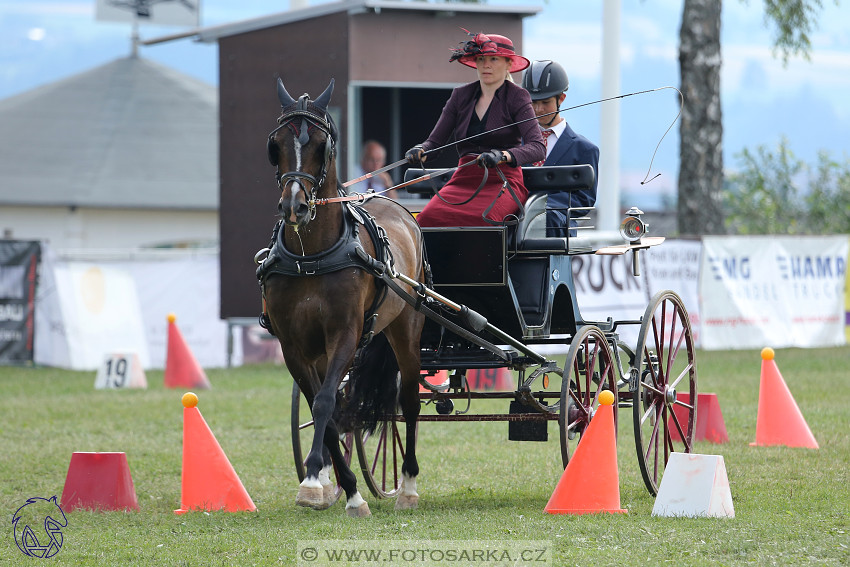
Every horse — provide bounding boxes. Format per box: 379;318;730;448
257;78;427;517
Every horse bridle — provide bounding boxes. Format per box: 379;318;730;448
268;94;338;220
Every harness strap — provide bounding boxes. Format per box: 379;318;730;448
255;205;392;349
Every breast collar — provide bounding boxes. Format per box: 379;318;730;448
256;203;385;280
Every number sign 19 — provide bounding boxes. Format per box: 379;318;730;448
94;353;148;390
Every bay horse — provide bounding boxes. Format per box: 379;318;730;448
257;78;426;517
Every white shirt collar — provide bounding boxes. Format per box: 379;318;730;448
540;119;567;158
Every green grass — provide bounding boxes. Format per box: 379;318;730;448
1;347;849;566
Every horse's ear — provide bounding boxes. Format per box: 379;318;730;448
267;134;279;166
277;78;297;108
313;78;335;111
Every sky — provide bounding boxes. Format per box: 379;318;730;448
2;0;849;207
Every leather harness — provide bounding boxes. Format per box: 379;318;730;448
255;202;392;348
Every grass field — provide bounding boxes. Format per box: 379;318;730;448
1;346;848;566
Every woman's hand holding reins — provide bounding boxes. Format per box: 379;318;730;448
477;149;505;168
405;145;426;165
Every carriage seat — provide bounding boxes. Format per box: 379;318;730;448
404;165;595;254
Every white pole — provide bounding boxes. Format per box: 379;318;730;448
598;0;621;233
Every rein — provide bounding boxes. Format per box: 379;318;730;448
338;85;684;198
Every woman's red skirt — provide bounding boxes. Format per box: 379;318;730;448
415;155;528;227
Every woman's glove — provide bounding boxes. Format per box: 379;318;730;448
477;150;505;168
405;145;426;165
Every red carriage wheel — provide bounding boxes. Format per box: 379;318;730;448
632;290;697;496
355;416;412;499
559;325;618;467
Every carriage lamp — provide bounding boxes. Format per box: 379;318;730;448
619;207;647;243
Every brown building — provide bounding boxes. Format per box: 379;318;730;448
194;0;540;319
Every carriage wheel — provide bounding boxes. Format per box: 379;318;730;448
291;382;354;501
355;416;412;499
559;325;618;467
632;290;697;496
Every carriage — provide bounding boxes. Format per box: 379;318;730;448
261;78;696;516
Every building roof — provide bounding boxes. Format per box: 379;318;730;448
143;0;541;44
0;56;218;210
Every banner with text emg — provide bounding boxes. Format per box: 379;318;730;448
0;241;41;364
700;235;847;350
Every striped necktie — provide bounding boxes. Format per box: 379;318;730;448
532;129;553;167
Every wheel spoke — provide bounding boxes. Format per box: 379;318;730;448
568;388;590;418
668;362;693;390
370;426;386;476
640;397;658;426
382;425;388;493
585;338;598;404
572;356;584;402
643;345;661;389
642;382;665;397
665;302;677;375
668;404;691;452
646;403;660;463
298;419;315;430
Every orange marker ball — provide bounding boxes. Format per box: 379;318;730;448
182;392;198;408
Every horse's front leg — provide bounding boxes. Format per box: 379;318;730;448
297;357;370;517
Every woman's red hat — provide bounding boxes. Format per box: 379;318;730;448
450;30;530;73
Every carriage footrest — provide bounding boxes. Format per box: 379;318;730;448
508;400;548;442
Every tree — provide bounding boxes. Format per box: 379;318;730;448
677;0;834;236
724;138;850;234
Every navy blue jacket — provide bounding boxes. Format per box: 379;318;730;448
530;122;599;237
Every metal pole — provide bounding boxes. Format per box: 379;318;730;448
131;19;139;58
599;0;622;232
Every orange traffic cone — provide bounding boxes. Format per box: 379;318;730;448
164;313;210;389
174;393;256;514
60;452;139;512
545;390;627;514
750;348;818;449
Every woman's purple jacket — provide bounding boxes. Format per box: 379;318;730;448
420;80;545;166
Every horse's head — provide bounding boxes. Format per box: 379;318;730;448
267;78;338;228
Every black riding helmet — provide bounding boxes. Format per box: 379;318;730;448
521;60;569;100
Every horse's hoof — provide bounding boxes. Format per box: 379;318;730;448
395;494;419;511
296;486;325;509
346;502;371;518
314;484;337;510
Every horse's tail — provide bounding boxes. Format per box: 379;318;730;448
340;332;399;434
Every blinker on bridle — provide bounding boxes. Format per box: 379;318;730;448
268;79;338;219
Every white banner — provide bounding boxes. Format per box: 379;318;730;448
700;235;848;350
53;263;151;370
572;239;702;349
35;247;229;370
